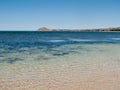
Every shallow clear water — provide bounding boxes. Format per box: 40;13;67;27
0;31;120;79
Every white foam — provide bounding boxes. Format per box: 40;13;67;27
49;40;66;43
111;38;120;40
70;39;95;42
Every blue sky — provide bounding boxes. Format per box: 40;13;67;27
0;0;120;30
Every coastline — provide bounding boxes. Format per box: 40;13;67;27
38;27;120;32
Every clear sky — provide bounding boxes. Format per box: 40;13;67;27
0;0;120;30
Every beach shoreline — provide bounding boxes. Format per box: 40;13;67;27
0;32;120;90
0;51;120;90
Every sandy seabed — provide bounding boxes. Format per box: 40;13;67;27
0;44;120;90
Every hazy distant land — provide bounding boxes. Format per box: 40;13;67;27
38;27;120;32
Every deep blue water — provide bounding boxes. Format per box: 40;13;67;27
0;31;120;48
0;31;120;64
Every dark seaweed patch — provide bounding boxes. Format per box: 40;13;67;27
37;57;49;61
0;58;23;64
52;52;69;56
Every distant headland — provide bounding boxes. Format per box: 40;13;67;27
37;27;120;32
38;27;49;31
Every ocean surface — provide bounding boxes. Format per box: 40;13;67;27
0;31;120;89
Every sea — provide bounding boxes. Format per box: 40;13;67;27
0;31;120;89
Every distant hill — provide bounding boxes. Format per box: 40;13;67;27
38;27;49;31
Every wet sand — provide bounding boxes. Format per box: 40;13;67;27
0;57;120;90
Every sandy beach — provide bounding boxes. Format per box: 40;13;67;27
0;49;120;90
0;63;120;90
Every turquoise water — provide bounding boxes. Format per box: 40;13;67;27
0;31;120;80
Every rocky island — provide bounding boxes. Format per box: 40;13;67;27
38;27;50;31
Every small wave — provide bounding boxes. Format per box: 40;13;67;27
49;40;66;43
48;39;96;43
111;38;120;40
70;39;96;42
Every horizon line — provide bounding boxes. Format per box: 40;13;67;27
0;26;120;31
